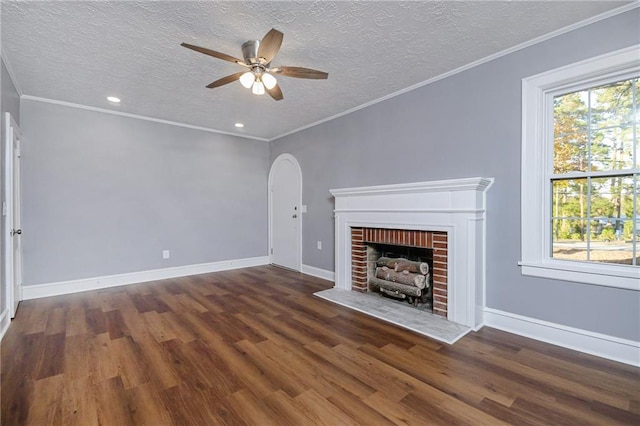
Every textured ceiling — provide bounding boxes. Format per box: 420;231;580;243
1;1;632;141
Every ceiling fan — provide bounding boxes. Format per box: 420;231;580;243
181;28;328;101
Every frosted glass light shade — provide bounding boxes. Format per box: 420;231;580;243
262;73;277;90
239;72;255;89
252;81;265;95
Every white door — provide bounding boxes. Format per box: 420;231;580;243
269;154;301;271
4;113;23;317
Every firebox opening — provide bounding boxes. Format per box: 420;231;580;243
366;243;434;311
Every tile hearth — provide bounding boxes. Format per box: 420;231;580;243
314;288;470;344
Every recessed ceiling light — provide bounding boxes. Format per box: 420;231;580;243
234;123;244;128
106;96;121;103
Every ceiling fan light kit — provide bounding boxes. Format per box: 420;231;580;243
252;78;266;95
239;71;255;88
182;28;328;101
262;73;277;90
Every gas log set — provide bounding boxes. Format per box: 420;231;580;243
369;256;432;307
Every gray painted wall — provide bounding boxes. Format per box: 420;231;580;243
1;58;21;313
270;10;640;341
2;61;20;125
21;99;269;285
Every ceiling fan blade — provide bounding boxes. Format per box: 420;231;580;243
181;42;246;66
267;83;284;101
274;66;328;79
257;28;283;63
206;72;245;89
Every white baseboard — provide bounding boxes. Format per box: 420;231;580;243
484;307;640;367
301;264;335;282
0;308;10;341
22;256;270;300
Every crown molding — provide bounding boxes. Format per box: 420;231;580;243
20;95;270;142
268;2;640;142
1;48;24;97
3;2;636;143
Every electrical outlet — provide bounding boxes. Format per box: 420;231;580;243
163;250;170;259
317;241;322;250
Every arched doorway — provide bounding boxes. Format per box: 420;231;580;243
268;154;302;271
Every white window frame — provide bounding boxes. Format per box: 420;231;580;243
520;45;640;291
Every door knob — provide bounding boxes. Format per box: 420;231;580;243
11;229;21;236
292;214;297;218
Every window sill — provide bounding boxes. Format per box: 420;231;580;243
519;260;640;291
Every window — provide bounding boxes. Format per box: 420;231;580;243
521;45;640;290
552;78;638;264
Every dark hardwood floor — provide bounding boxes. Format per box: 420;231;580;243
1;265;638;425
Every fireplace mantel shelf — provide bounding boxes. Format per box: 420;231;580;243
331;177;494;330
330;177;494;198
333;208;486;214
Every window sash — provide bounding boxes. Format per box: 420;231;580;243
549;173;638;266
551;169;638;179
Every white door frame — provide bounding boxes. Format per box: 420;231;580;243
4;112;22;317
268;153;302;271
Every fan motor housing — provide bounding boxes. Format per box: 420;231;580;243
241;40;261;64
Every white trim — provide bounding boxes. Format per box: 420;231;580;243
519;261;639;288
301;264;334;282
1;50;24;97
521;44;640;291
21;256;269;300
4;113;22;318
330;178;494;197
484;308;640;367
270;3;640;141
331;177;494;329
335;209;486;214
268;153;303;272
3;115;14;317
20;96;269;142
0;309;10;342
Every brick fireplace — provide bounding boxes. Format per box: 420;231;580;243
330;177;493;329
351;227;449;317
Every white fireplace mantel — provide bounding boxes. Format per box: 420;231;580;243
330;177;494;329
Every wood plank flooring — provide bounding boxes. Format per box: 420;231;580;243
2;265;639;425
